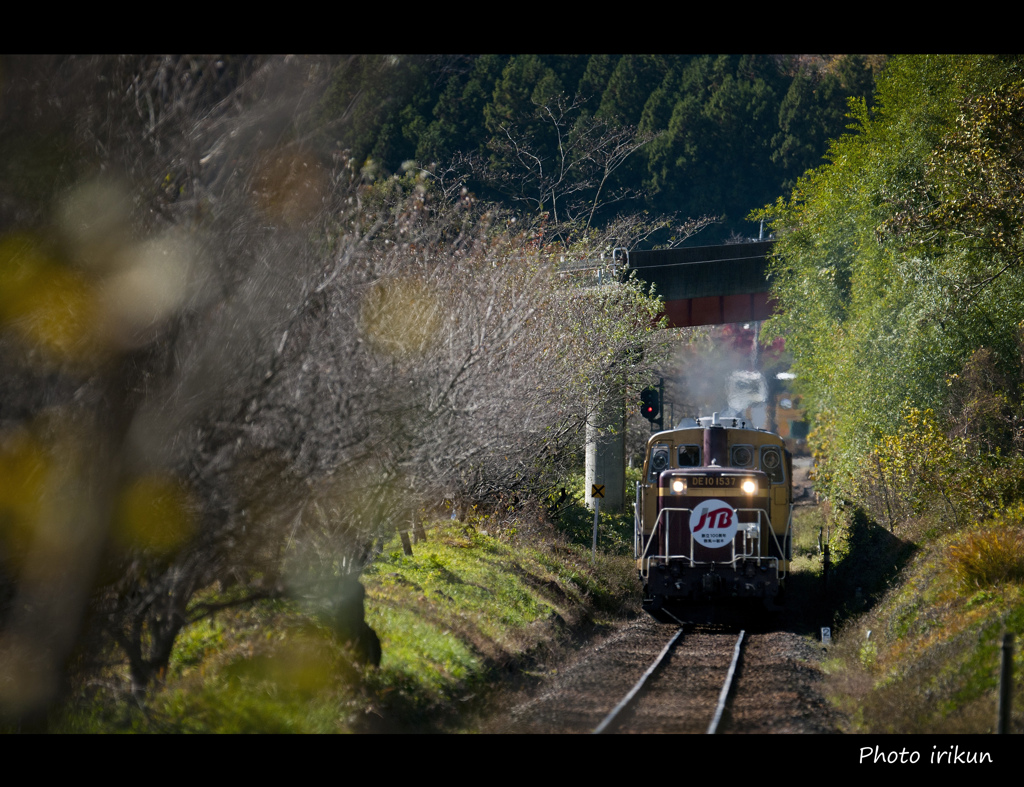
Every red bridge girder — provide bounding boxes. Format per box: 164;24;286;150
623;241;775;328
662;291;775;328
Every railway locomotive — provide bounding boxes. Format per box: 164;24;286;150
636;413;792;620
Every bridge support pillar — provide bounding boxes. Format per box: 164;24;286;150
585;396;625;512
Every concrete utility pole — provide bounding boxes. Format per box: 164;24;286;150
585;395;625;512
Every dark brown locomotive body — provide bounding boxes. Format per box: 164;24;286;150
636;415;792;620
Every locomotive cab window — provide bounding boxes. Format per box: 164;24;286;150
730;444;755;468
648;443;670;483
760;445;785;483
677;444;701;467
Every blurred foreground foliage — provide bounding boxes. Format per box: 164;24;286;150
41;514;636;733
0;55;670;726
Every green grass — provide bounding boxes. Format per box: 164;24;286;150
48;598;365;733
44;508;639;733
360;518;637;726
821;509;1024;733
790;505;827;576
546;469;638;557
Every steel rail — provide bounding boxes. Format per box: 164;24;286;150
707;629;746;734
592;627;684;734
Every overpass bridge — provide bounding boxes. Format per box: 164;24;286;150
618;240;776;328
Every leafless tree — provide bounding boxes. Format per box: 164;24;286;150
482;95;658;237
0;56;670;715
0;54;346;705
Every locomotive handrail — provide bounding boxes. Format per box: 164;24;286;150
638;507;690;576
634;481;643;560
638;506;775;582
764;503;794;581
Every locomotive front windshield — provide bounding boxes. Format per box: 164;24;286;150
645;436;788;478
648;444;670;482
730;444;754;467
760;445;785;483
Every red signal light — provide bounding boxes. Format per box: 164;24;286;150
640;388;660;423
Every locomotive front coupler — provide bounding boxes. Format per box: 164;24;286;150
701;569;722;594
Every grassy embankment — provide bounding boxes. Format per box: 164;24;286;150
46;475;641;733
57;464;1022;735
804;498;1024;733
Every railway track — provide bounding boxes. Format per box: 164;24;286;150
493;616;821;734
593;627;746;734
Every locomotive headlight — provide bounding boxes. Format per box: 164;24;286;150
742;479;757;494
671;478;686;494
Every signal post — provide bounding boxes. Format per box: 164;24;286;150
586;380;665;514
585;394;625;512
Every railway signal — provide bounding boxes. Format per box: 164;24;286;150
640;381;664;430
640;387;660;421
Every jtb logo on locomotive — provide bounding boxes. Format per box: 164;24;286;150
693;508;732;532
689;499;738;548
